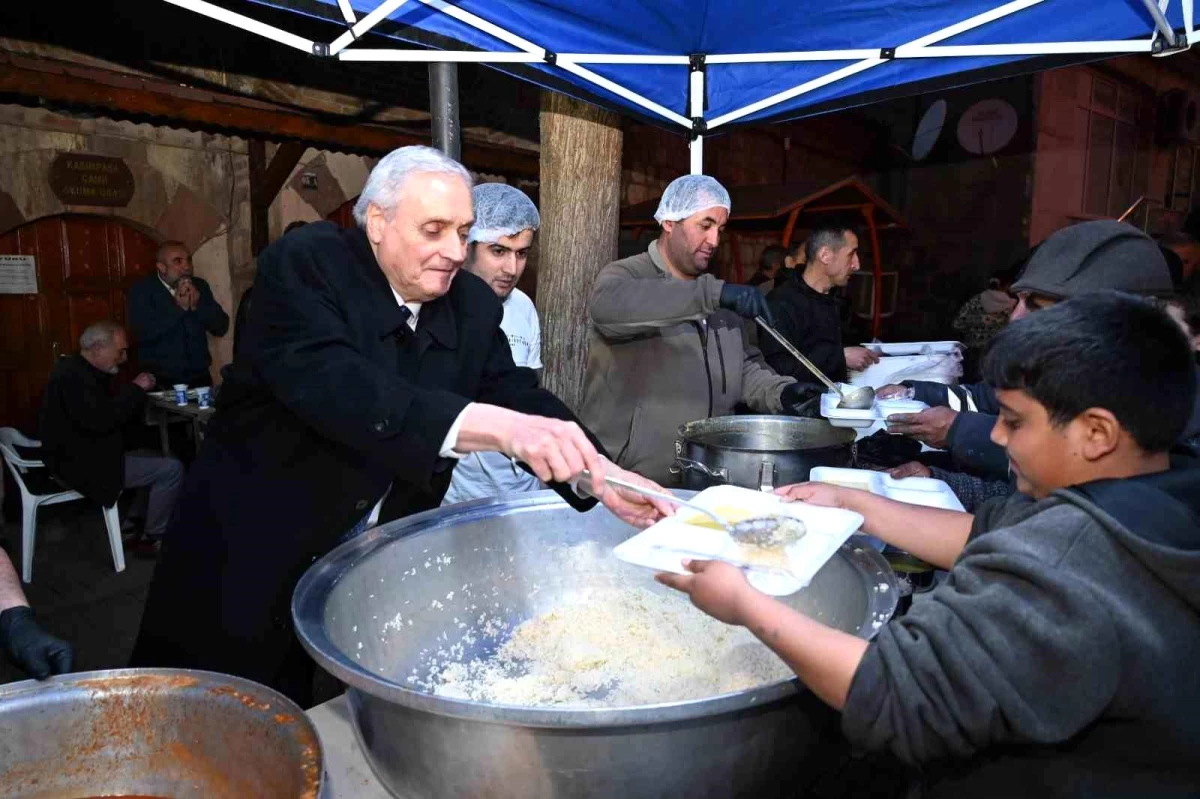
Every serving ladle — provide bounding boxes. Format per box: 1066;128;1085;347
754;316;876;410
579;471;794;545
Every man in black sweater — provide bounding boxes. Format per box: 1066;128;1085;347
761;227;879;390
661;293;1200;797
39;322;184;551
128;240;229;388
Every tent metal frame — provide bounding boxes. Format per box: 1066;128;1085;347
164;0;1193;173
155;0;1192;337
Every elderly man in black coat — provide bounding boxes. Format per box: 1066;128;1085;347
130;146;671;704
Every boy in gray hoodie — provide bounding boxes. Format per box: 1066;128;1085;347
659;291;1200;797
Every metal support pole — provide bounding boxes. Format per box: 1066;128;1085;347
1141;0;1179;46
428;62;461;161
689;55;706;175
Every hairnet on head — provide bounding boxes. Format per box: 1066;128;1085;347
468;183;540;244
653;175;731;223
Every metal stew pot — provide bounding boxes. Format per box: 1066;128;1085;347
673;415;856;491
0;668;324;798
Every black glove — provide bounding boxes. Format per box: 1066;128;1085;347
780;382;825;418
718;284;775;326
0;606;73;680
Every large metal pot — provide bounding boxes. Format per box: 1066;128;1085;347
673;415;856;490
0;668;324;798
293;491;897;799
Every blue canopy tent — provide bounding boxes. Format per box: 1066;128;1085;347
162;0;1195;173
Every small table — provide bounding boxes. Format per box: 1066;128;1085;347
145;392;216;456
306;694;394;798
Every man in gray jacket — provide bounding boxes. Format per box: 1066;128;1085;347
579;175;809;484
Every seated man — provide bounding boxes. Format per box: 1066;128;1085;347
0;547;72;679
128;240;229;388
579;174;811;485
39;322;184;555
660;292;1200;795
443;183;546;505
760;227;879;393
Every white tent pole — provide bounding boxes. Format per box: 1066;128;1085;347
416;0;544;55
689;63;705;175
339;50;542;62
557;60;692;127
708;0;1043;130
1186;0;1195;36
900;41;1153;57
161;0;317;53
557;54;690;64
1142;0;1179;45
707;50;879;64
336;0;357;24
330;0;411;55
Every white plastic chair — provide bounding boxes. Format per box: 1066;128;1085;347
0;427;125;583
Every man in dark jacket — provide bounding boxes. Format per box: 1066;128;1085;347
760;227;879;390
130;146;670;704
128;240;229;387
661;293;1200;797
39;322;184;547
882;221;1188;487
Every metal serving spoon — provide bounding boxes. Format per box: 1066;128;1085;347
579;471;792;544
754;316;876;410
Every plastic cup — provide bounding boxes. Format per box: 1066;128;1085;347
173;384;189;406
195;386;211;409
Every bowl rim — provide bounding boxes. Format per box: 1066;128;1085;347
292;491;898;729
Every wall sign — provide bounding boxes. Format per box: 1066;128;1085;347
0;254;37;294
48;153;135;207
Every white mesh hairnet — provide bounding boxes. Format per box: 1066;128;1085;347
467;183;540;244
653;175;731;223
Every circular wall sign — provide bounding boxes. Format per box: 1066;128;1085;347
956;98;1018;155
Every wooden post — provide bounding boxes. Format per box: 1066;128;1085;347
538;91;623;412
862;204;884;339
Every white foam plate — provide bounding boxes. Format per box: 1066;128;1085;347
809;466;965;512
820;390;928;431
613;485;864;596
861;341;963;356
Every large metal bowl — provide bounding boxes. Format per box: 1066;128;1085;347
0;668;324;798
293;491;896;799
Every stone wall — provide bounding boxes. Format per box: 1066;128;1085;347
0;103;249;378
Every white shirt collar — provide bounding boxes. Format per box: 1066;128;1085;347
158;275;177;297
389;286;421;331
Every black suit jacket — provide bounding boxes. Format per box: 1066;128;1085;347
38;354;145;507
133;222;599;690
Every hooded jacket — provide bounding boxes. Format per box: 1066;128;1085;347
842;458;1200;797
578;242;793;484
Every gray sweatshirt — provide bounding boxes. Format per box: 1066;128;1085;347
578;242;793;484
842;459;1200;797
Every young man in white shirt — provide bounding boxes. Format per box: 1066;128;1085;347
442;183;545;505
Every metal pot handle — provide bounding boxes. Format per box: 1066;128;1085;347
670;457;729;482
758;461;776;493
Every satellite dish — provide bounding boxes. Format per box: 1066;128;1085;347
957;98;1018;155
911;99;947;161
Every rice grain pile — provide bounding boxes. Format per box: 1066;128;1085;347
415;543;792;708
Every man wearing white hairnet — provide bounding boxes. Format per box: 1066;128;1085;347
131;147;672;704
443;183;545;505
580;175;809;485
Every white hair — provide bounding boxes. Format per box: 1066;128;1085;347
79;321;123;351
352;145;473;228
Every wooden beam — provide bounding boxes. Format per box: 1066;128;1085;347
249;140;308;256
0;57;540;178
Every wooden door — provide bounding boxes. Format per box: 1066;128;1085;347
0;215;159;433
